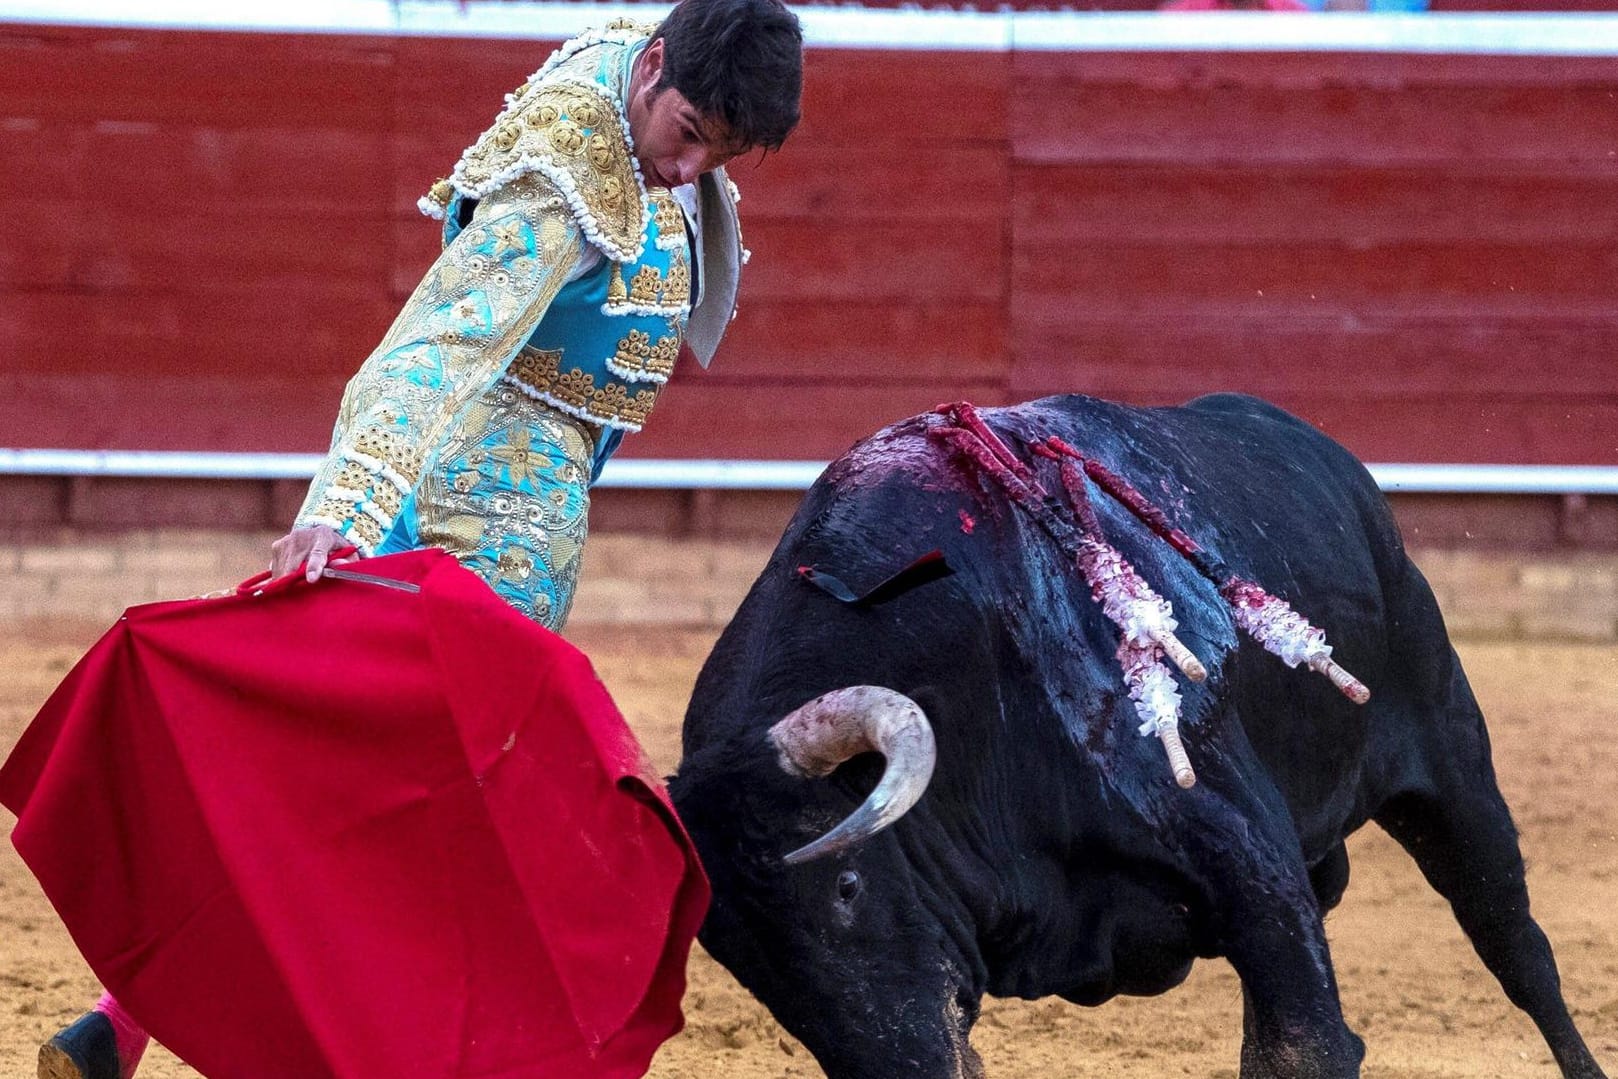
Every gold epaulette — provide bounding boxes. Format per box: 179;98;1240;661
605;16;660;34
427;79;647;262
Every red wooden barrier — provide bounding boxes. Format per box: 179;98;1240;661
3;23;1615;466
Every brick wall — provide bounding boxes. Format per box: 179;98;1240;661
3;528;1614;642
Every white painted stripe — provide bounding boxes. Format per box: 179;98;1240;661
4;449;1618;495
1012;12;1618;55
603;458;828;489
0;449;826;490
0;449;328;480
2;2;1616;56
1365;463;1618;496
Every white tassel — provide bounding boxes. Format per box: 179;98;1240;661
1118;638;1196;788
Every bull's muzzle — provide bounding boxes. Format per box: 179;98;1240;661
768;686;937;865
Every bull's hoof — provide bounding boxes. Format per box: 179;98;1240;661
38;1012;120;1079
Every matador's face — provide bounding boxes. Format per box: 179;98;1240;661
626;38;745;190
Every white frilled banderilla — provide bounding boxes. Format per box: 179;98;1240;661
931;403;1370;790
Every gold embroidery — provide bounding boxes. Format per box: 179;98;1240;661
507;345;661;430
496;544;534;582
598;175;629;217
556;367;597;400
335;461;370;491
610;326;679;382
490;221;525;256
350;426;425;481
314;498;358;527
493;120;522;151
425;178;455;212
444;82;643;258
652;192;684;237
628;265;661;306
490;426;542;487
615;329;650;361
570;100;604;131
588;133;617;172
350;515;383;551
372;485;404;518
607;263;627;305
439;513;488;550
664;252;691;306
507;345;559;388
547;118;585;156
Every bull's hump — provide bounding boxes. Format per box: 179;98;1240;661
824;414;976;492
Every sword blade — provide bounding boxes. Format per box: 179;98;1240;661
321;566;422;594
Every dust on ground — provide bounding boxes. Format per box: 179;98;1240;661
3;619;1615;1077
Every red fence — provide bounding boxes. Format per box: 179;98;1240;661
4;23;1616;466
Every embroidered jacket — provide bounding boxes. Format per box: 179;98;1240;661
296;22;744;554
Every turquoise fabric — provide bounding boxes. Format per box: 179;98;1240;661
377;388;594;630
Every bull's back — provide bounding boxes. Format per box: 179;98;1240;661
1007;393;1401;596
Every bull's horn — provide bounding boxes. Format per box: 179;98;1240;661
769;686;937;865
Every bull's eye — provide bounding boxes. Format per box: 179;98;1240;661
836;869;862;902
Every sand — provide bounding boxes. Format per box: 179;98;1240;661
3;619;1614;1078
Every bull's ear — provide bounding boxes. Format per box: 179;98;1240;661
797;550;953;606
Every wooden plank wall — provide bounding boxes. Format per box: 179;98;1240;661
2;23;1615;467
1011;50;1618;464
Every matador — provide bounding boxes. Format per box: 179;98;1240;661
38;3;803;1078
268;0;804;629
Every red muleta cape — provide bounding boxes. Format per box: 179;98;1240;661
0;548;709;1079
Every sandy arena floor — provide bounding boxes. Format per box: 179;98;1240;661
2;618;1615;1078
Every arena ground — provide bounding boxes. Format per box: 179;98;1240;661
3;617;1615;1078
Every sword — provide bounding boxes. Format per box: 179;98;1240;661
321;566;423;594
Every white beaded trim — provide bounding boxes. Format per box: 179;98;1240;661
299;515;378;557
601;300;691;318
500;374;647;433
525;24;648;86
358;500;394;531
604;356;673;386
343;449;414;495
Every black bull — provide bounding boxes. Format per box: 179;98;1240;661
669;393;1607;1079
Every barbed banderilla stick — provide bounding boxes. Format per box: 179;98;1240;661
932;402;1374;789
1043;436;1370;706
932;403;1208;787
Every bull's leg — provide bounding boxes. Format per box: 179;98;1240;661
1375;698;1607;1079
1184;804;1364;1078
1307;841;1351;913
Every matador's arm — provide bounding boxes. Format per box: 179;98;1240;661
294;174;583;553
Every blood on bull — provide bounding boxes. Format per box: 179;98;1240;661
670;392;1609;1079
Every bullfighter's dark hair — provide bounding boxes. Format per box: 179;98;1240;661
651;0;803;153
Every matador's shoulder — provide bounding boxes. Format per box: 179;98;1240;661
418;22;656;262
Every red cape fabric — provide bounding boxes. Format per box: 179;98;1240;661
0;548;709;1079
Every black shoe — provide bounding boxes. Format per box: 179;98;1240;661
38;1011;120;1079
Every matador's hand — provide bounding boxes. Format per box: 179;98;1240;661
270;525;360;583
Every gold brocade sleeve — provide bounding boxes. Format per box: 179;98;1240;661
295;174;584;553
